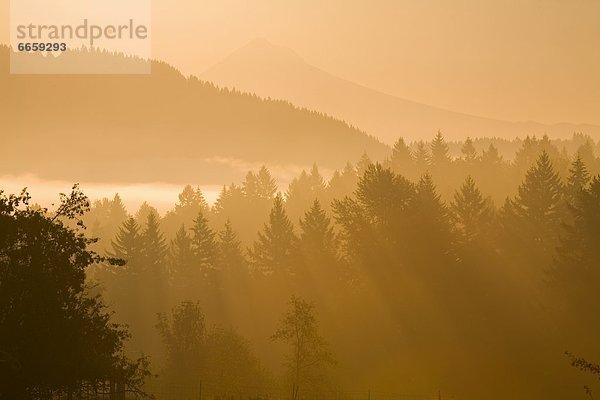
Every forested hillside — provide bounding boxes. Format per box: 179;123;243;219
0;46;387;183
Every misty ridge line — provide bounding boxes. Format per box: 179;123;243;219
201;38;600;142
3;42;599;145
0;43;388;183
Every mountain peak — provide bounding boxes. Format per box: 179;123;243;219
202;42;600;142
217;38;305;69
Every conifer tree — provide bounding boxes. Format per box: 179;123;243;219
163;185;210;238
430;131;451;168
191;212;217;274
135;202;160;227
109;194;129;226
177;185;209;212
326;162;358;202
95;194;129;252
286;164;327;223
170;224;194;278
414;141;430;172
297;200;341;292
218;219;247;275
576;140;597;175
109;217;142;263
249;194;298;277
390;137;413;173
514;135;562;175
481;144;502;166
410;174;453;253
566;155;590;201
451;176;493;243
299;200;337;262
356;152;373;178
555;175;600;329
500;151;566;267
245;166;277;201
256;166;278;200
461;137;477;164
356;163;414;227
514;151;564;225
309;164;326;193
141;212;168;267
557;175;600;270
242;171;259;199
213;184;244;217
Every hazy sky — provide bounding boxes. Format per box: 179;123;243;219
2;0;599;124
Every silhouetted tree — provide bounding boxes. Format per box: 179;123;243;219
461;137;477;164
169;224;195;282
191;212;217;282
566;155;591;202
135;202;160;227
513;151;565;229
156;301;205;398
272;296;334;400
356;152;373;178
217;219;248;277
298;200;339;291
326;162;358;203
389;137;414;174
249;194;298;278
411;173;453;255
141;212;168;268
451;176;494;243
162;185;210;238
157;301;265;396
556;175;600;277
245;166;277;201
286;164;327;223
414;141;430;172
481;144;502;166
430;131;451;168
109;217;143;264
0;187;149;399
500;151;565;272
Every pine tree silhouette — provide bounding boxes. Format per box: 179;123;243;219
249;194;298;277
170;224;194;278
514;151;564;225
218;219;247;275
141;212;168;267
461;137;477;164
430;131;451;168
109;217;142;263
411;173;453;254
191;211;217;277
356;152;373;178
389;137;414;173
414;141;431;172
299;200;337;261
481;144;502;166
566;155;591;202
451;176;494;243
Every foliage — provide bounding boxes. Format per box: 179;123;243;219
271;296;334;399
0;186;150;400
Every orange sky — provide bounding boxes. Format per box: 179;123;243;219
2;0;599;125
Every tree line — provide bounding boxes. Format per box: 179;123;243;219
3;131;600;399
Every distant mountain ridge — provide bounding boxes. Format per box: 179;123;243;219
202;38;600;143
0;45;387;184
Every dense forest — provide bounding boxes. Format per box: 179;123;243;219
3;132;600;400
